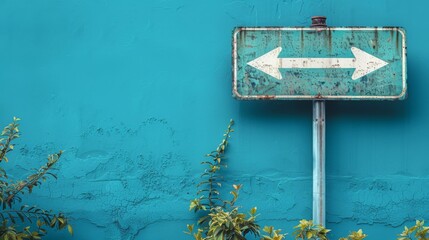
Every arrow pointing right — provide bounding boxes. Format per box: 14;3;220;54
247;47;389;80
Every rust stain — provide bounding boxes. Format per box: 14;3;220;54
396;30;399;51
374;29;378;50
239;28;246;45
327;29;332;52
315;93;324;99
257;95;276;100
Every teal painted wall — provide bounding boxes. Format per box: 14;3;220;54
0;0;425;239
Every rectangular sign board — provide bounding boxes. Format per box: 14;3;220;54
232;27;407;100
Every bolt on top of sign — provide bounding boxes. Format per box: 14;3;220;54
232;27;407;100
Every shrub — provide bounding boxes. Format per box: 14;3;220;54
0;117;72;240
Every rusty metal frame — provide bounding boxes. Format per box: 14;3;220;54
232;27;407;100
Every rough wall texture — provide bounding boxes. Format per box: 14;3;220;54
0;0;426;239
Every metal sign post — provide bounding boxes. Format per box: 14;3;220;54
232;16;407;227
311;16;327;227
313;99;325;225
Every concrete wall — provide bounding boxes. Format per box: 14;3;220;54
0;0;426;239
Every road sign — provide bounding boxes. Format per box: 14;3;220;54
232;27;407;100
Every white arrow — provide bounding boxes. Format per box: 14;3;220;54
247;47;389;80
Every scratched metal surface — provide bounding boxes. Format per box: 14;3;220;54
233;27;407;100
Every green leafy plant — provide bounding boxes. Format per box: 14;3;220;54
293;219;330;240
0;117;72;240
185;120;283;240
339;229;367;240
188;119;236;213
261;226;286;240
398;220;429;240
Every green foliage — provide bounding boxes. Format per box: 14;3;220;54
293;219;330;240
205;206;259;240
261;226;286;240
186;120;261;240
0;117;72;240
398;220;429;240
190;119;235;213
339;229;367;240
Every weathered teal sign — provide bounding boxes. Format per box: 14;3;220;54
233;27;407;100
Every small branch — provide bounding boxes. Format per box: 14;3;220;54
0;118;20;163
6;151;62;204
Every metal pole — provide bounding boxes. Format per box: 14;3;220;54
312;100;325;226
311;16;327;227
